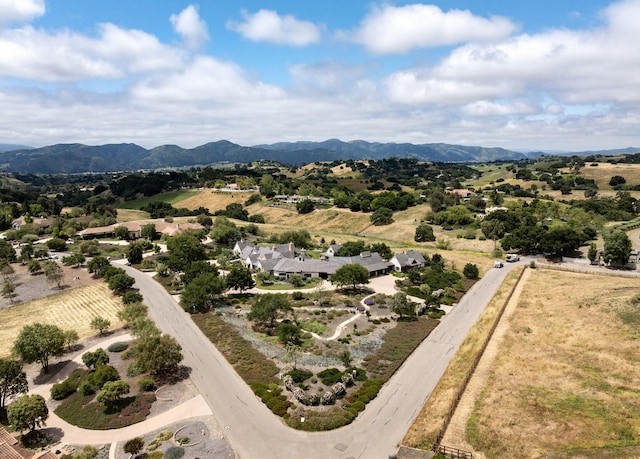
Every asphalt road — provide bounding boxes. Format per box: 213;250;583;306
122;260;519;459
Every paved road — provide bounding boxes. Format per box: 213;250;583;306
122;260;520;459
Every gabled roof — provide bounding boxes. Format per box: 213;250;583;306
391;251;426;267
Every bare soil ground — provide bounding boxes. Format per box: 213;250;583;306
451;269;640;458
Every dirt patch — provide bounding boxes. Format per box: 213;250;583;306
0;262;95;308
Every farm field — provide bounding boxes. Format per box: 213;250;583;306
0;283;124;358
453;269;640;458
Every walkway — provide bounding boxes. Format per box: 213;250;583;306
31;334;213;458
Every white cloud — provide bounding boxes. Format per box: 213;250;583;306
0;24;185;81
131;56;284;103
347;4;516;54
227;9;321;46
289;61;378;96
385;0;640;107
0;0;45;25
462;100;539;117
170;4;209;49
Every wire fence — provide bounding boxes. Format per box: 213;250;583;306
432;266;527;451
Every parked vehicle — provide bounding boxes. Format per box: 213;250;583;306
493;260;504;268
506;254;520;262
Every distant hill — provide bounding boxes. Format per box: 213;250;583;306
0;139;635;174
0;143;32;153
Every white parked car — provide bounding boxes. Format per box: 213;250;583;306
506;254;520;262
493;260;504;268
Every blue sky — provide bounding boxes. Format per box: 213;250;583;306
0;0;638;152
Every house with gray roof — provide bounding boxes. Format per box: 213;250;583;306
390;250;426;272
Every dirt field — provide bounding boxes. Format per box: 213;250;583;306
177;190;254;213
451;269;640;458
0;266;124;357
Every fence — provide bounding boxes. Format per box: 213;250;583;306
536;262;640;279
437;445;474;458
432;266;527;451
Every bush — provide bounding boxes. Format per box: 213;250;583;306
107;342;129;353
90;364;119;389
147;452;163;459
291;292;304;301
78;380;96;396
122;291;144;304
285;369;313;383
317;368;343;386
51;379;78;400
165;446;185;459
137;376;156;392
250;382;292;417
463;263;479;279
126;362;144;377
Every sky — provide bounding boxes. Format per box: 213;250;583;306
0;0;639;152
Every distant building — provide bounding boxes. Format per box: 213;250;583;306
390;251;426;272
235;239;392;280
78;221;203;239
449;189;474;199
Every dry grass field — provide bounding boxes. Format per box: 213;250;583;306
577;163;640;191
172;190;251;213
116;208;150;222
0;283;124;358
462;269;640;458
403;268;524;450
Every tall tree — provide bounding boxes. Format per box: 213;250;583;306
481;219;506;249
225;265;255;292
0;359;28;412
126;242;143;265
42;260;63;288
391;292;416;319
247;294;292;328
87;256;111;278
8;394;48;433
330;264;370;290
180;272;226;313
166;234;206;271
90;317;111;335
13;323;65;373
135;334;183;375
414;223;436;242
2;276;16;304
603;230;632;266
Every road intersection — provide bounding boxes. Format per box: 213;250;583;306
121;260;519;458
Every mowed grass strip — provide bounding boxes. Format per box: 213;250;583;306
403;267;524;450
465;270;640;458
0;283;124;357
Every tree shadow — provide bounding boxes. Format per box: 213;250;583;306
155;365;192;386
39;426;64;445
33;360;82;385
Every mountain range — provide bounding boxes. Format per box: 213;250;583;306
0;139;636;174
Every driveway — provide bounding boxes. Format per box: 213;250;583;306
122;259;519;459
